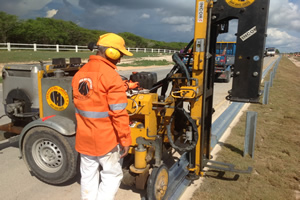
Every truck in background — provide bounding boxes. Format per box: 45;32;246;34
215;41;236;83
265;47;276;57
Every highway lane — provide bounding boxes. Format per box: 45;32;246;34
0;56;275;200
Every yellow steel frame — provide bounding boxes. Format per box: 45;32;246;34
190;0;213;175
37;70;44;118
127;0;214;177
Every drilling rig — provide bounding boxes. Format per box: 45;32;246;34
0;0;269;199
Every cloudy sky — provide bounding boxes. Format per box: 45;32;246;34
0;0;299;53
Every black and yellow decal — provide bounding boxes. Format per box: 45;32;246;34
46;86;69;111
225;0;255;8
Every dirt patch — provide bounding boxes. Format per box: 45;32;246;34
117;55;173;71
288;56;300;67
121;55;172;64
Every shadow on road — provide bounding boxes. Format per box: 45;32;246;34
0;132;19;151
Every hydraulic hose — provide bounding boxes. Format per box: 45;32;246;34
166;108;198;152
172;53;191;85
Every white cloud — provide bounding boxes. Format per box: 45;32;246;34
0;0;300;51
0;0;52;16
46;9;58;18
140;13;150;19
93;6;118;16
154;8;163;12
172;24;193;33
266;0;300;52
161;16;193;25
67;0;79;5
269;0;300;32
266;28;300;52
160;16;194;33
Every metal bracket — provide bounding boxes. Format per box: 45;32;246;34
204;159;252;174
136;136;162;167
195;38;205;52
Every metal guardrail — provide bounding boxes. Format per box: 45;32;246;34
262;57;281;105
0;42;179;54
211;102;245;148
211;56;281;149
169;56;281;200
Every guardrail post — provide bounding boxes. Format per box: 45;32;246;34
33;43;37;51
262;81;270;105
75;45;78;52
7;42;11;51
136;48;138;52
152;48;154;53
274;64;278;74
56;44;59;52
269;71;274;87
244;111;257;158
144;48;146;53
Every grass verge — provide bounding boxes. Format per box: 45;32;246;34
118;59;172;66
192;56;300;200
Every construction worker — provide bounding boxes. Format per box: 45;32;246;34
72;33;133;200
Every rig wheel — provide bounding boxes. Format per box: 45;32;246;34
22;127;78;185
146;164;169;200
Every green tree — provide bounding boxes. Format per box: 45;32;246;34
3;12;186;50
9;17;107;45
0;12;19;42
119;32;148;47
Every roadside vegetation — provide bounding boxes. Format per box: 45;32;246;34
192;56;300;200
0;11;187;50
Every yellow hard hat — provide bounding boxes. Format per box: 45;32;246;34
96;33;133;56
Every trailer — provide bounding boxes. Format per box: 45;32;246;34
215;42;236;83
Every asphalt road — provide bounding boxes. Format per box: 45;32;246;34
0;58;271;200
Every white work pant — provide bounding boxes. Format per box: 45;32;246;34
80;145;123;200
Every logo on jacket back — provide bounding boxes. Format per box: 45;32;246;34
78;78;93;96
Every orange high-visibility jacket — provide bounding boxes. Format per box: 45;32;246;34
72;55;131;156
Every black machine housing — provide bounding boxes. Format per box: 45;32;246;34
211;0;270;102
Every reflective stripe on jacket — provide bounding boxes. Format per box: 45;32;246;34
72;55;131;156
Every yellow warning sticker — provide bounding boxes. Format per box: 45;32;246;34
225;0;255;8
46;86;69;111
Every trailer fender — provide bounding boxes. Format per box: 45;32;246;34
19;115;76;156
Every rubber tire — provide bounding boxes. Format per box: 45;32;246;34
146;164;169;200
22;127;78;185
